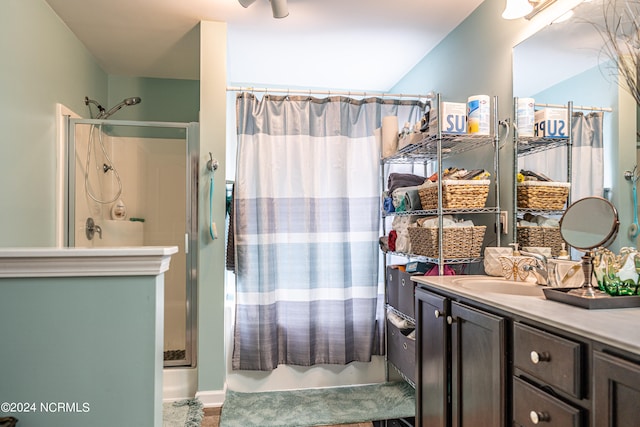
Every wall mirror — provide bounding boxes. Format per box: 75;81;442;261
512;0;639;251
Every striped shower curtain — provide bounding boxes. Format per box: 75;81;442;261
232;92;425;371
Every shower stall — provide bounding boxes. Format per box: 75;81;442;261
65;115;199;367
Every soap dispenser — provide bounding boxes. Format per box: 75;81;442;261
509;242;521;256
558;243;570;260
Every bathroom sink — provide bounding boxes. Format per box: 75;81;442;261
451;277;545;296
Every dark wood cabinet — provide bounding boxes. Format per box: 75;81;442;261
593;351;640;427
414;277;640;427
513;376;582;427
415;288;448;427
415;288;506;427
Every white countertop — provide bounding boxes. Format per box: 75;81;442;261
0;246;179;277
412;275;640;356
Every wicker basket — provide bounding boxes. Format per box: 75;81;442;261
517;225;565;257
517;181;570;210
418;179;490;210
408;225;486;259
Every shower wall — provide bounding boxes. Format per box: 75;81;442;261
72;123;190;360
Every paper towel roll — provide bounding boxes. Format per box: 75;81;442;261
517;98;535;137
382;115;399;158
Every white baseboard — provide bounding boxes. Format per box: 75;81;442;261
163;367;198;402
195;387;226;408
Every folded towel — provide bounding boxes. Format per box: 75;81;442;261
388;173;426;194
392;215;414;233
403;189;422;211
388;230;398;252
382;197;395;214
417;215;456;228
395;233;411;253
391;185;421;207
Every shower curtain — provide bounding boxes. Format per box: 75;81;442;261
521;112;604;199
232;92;426;371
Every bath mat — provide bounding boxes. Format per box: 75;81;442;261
163;398;203;427
219;381;415;427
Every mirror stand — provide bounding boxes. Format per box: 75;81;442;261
568;251;599;298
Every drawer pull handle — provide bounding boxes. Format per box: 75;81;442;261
530;351;550;364
446;316;454;325
401;278;406;287
529;410;550;424
434;310;441;318
389;274;393;281
403;343;408;350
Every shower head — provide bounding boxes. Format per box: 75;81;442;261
124;97;142;106
98;96;143;119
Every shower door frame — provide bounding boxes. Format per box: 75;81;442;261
65;117;199;368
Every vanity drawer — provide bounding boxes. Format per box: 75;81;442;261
513;322;583;398
387;319;416;384
386;266;417;318
513;376;582;427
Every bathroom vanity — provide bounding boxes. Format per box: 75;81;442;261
412;275;640;427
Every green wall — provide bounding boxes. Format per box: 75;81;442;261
106;75;199;123
1;274;164;426
0;0;107;247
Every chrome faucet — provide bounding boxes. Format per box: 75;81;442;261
520;251;548;285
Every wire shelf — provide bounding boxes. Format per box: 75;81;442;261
383;251;483;265
516;137;569;157
386;305;416;325
383;207;500;218
381;133;494;164
516;208;565;217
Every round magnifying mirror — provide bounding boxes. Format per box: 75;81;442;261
559;197;619;250
559;197;619;297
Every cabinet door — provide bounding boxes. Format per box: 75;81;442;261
415;288;449;427
593;351;640;427
451;301;506;427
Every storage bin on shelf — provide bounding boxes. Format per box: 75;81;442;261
517;181;570;210
408;225;486;259
419;179;490;209
516;225;565;257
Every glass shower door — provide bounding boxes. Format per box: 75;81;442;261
67;118;198;367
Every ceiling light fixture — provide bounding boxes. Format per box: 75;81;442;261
270;0;289;18
238;0;289;18
502;0;557;20
502;0;533;19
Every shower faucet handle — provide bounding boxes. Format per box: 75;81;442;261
86;217;102;240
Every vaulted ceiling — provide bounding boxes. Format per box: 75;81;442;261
44;0;484;91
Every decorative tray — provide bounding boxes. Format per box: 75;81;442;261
543;287;640;310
